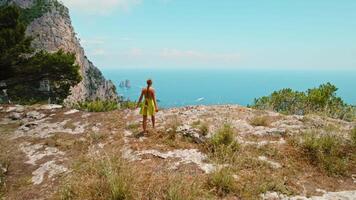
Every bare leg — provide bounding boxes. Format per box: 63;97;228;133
143;115;148;133
151;115;155;129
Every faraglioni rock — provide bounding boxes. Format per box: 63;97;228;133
0;0;118;104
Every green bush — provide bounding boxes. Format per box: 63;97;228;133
76;100;118;112
210;125;239;148
293;131;350;176
208;125;240;163
251;83;355;121
119;101;136;110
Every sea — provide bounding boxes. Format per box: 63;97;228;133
101;69;356;108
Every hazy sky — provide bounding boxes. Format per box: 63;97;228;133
61;0;356;70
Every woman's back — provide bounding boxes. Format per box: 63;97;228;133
143;88;154;99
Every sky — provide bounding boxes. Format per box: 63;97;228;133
60;0;356;70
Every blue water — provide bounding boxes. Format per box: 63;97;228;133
101;69;356;108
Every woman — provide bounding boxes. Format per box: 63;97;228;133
136;79;159;133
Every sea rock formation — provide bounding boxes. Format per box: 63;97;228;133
0;0;118;104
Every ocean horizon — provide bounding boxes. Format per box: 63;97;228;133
101;68;356;108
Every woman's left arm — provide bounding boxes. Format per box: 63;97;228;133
136;89;144;108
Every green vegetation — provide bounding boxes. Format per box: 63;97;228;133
75;100;118;112
75;100;138;112
207;125;240;163
251;83;356;121
208;168;236;196
19;0;68;25
119;101;136;110
58;155;135;200
0;5;81;104
290;130;355;176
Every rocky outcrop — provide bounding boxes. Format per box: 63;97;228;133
1;0;118;104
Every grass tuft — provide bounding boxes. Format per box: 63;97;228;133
57;155;135;200
165;176;208;200
75;100;118;112
291;131;351;176
192;120;209;136
250;116;270;127
207;125;240;163
208;168;236;196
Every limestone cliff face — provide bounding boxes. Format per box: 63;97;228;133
1;0;118;104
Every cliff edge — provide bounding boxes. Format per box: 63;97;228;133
0;0;118;104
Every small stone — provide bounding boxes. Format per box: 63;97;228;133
64;109;79;115
38;104;62;110
8;112;23;120
6;105;24;113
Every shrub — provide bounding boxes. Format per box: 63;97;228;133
210;125;236;147
208;125;240;163
251;83;356;121
249;116;270;127
119;101;136;110
208;168;236;196
293;131;349;176
76;100;118;112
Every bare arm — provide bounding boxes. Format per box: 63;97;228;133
152;89;159;111
136;89;144;108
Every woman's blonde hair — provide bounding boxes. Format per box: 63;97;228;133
146;79;153;97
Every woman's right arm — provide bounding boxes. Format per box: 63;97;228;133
136;89;143;108
152;89;159;112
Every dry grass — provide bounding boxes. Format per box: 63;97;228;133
351;127;356;147
56;154;136;200
89;132;106;144
249;115;271;127
192;120;209;136
161;116;184;147
126;123;140;131
164;175;211;200
208;168;236;197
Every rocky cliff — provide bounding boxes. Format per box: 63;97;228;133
1;0;118;104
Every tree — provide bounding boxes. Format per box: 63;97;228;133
0;5;32;81
251;83;355;121
0;5;81;103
